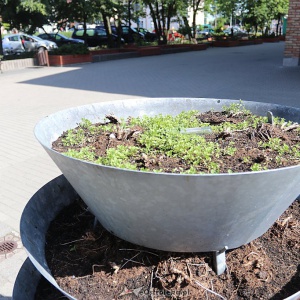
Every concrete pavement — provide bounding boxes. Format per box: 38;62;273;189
0;41;299;299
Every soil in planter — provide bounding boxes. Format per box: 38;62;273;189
35;197;299;299
52;104;300;174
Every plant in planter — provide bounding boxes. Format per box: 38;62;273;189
212;32;227;41
248;35;264;44
52;103;300;174
33;97;300;278
212;33;240;47
49;43;90;55
261;32;281;43
48;44;91;66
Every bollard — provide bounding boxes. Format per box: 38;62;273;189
37;47;49;66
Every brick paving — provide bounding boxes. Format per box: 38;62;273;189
0;42;299;299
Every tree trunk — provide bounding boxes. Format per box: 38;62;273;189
182;16;192;40
102;12;115;48
128;0;132;27
192;0;202;39
147;3;160;43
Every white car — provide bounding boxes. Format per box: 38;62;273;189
2;33;58;55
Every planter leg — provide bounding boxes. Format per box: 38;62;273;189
93;216;98;229
213;246;228;275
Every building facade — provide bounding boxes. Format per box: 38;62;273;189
283;0;300;66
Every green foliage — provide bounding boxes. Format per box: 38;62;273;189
223;142;237;156
212;32;227;41
1;0;50;34
241;0;289;35
217;0;239;20
97;145;139;170
178;25;190;37
143;0;185;44
273;116;293;127
242;156;251;163
250;163;265;172
62;128;86;146
58;102;300;174
79;118;93;129
222;101;250;114
49;44;90;55
259;138;291;156
64;147;96;161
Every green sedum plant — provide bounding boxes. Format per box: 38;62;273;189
55;103;300;174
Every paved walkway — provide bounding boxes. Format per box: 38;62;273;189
0;42;299;299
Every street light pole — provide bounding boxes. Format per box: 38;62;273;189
0;15;3;56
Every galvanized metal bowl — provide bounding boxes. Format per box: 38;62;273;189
34;98;300;253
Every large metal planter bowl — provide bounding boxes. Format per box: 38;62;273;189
34;98;300;255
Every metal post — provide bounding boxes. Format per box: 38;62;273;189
213;246;228;275
0;15;3;56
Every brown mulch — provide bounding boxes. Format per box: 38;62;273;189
35;197;300;300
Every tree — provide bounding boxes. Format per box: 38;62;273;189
1;0;50;33
176;0;193;40
216;0;239;26
241;0;267;34
47;0;117;47
241;0;288;35
268;0;289;35
48;0;96;31
142;0;181;44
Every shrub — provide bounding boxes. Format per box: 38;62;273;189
212;32;227;41
49;44;89;55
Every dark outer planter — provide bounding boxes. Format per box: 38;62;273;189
19;175;300;298
13;258;41;300
20;175;77;299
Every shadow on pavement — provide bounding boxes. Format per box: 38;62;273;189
19;43;300;107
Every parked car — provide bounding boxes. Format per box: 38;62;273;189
37;33;84;47
121;26;145;43
134;27;157;42
223;27;247;38
2;33;58;55
197;28;214;38
2;39;15;55
96;25;144;44
71;28;122;47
